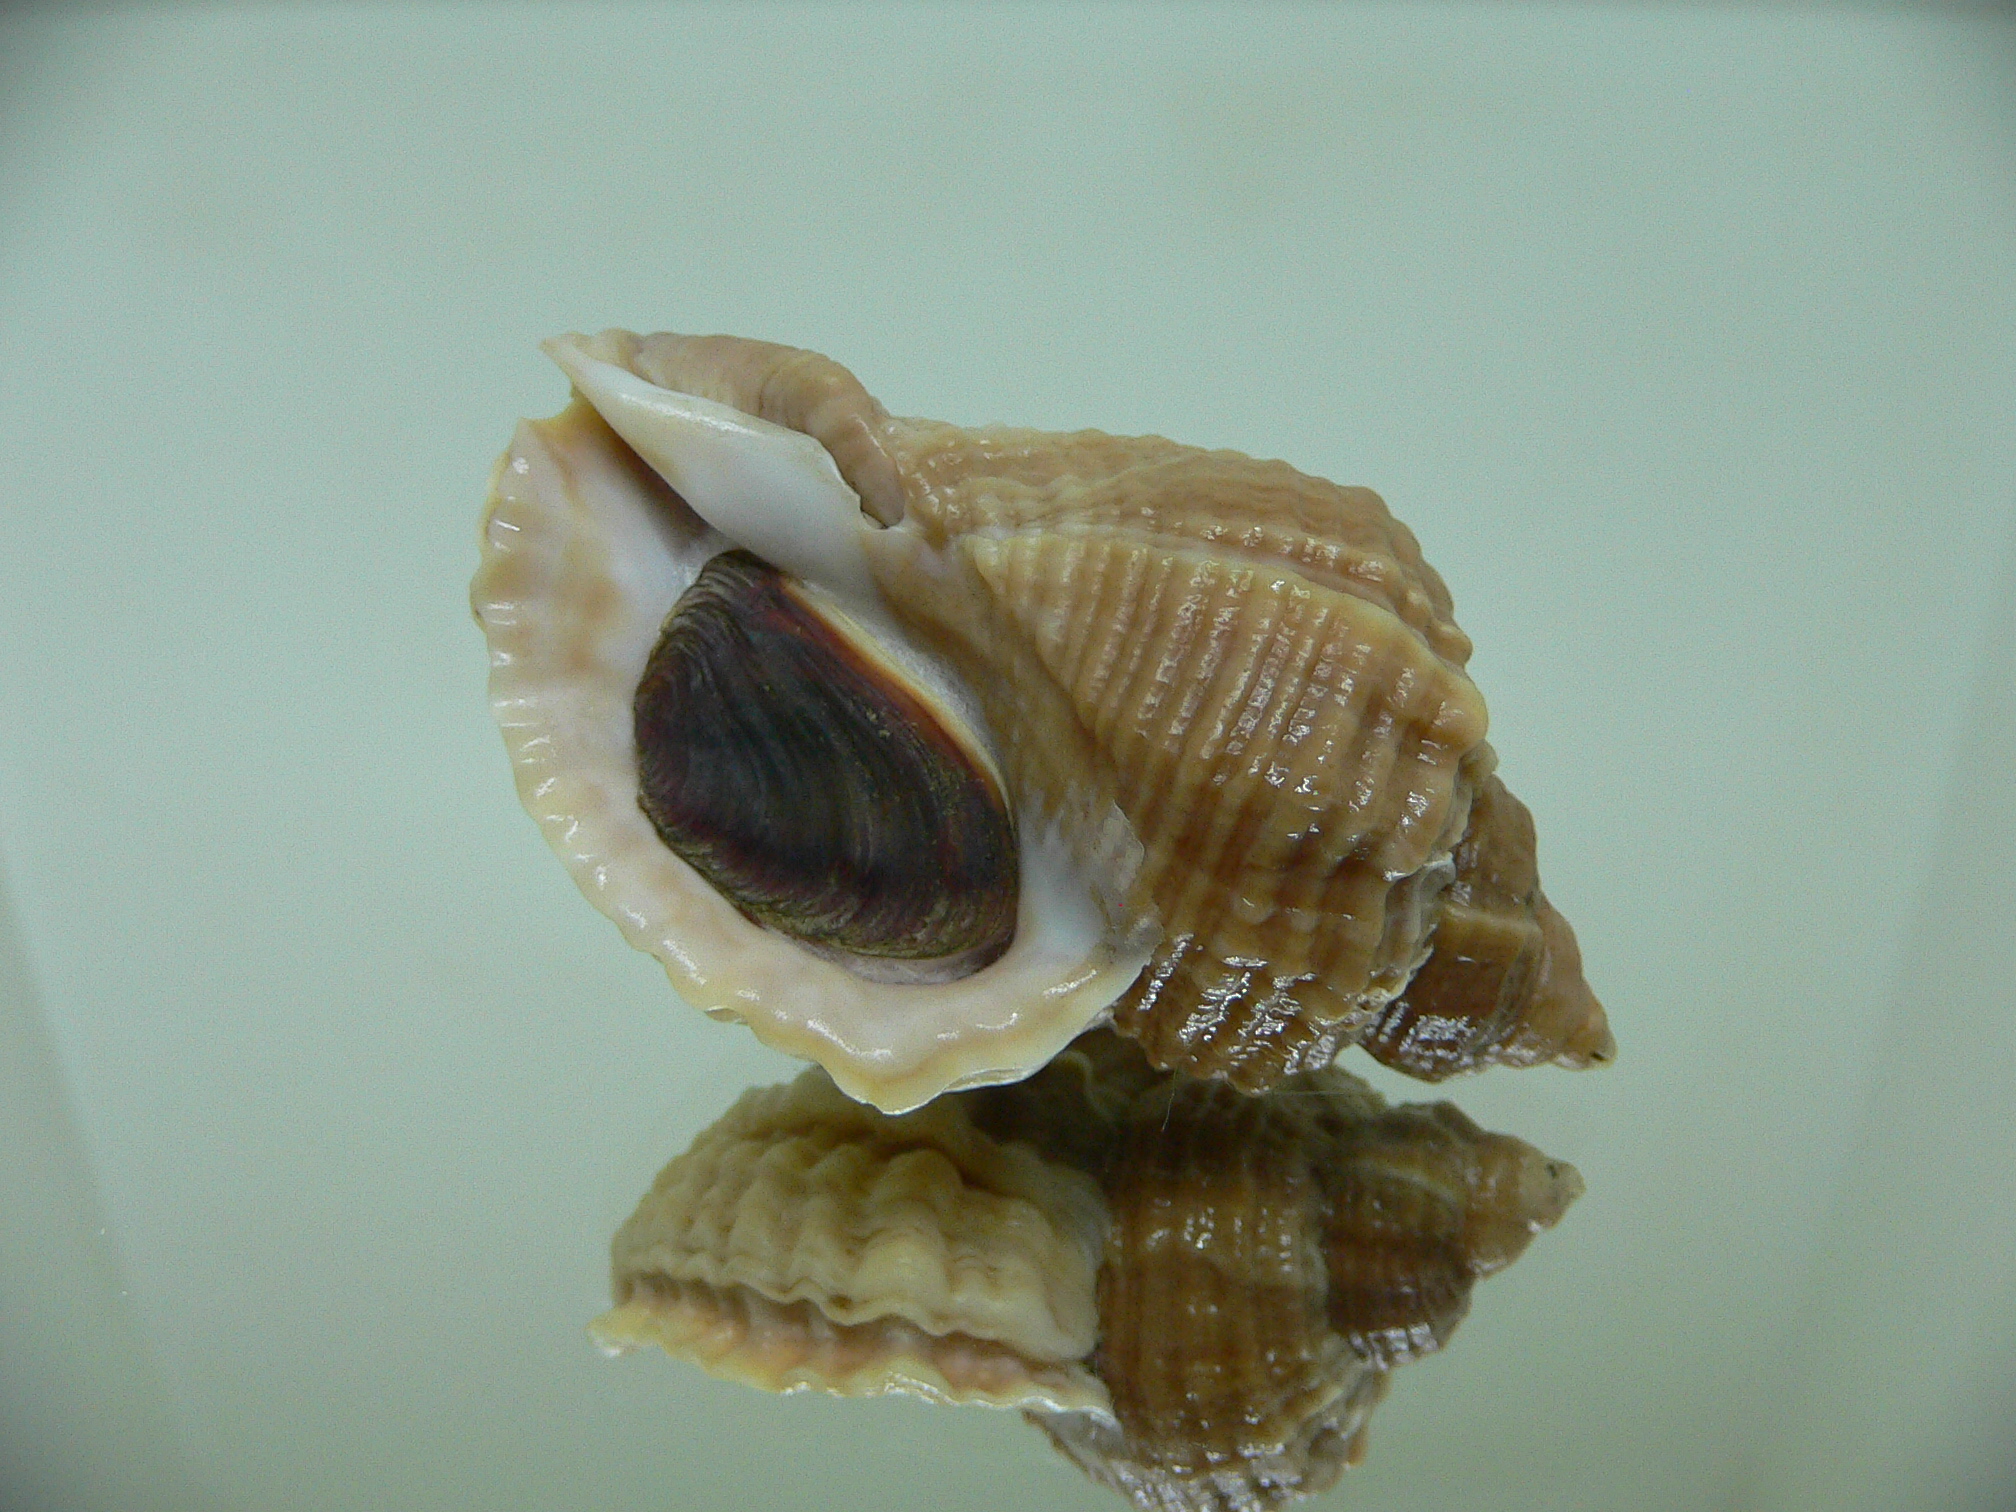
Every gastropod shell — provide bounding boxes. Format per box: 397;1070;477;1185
472;332;1612;1107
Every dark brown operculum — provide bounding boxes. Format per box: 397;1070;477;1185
1362;775;1615;1080
633;549;1017;972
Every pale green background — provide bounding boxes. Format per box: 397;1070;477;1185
2;5;2013;1511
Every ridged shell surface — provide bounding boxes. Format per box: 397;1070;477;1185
1363;774;1615;1079
593;1068;1112;1415
1025;1054;1582;1510
840;406;1497;1092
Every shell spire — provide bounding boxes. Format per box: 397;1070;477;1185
1018;1045;1584;1509
1362;775;1615;1080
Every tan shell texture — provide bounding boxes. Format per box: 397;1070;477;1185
864;420;1494;1092
1363;773;1614;1079
602;1032;1583;1511
473;329;1612;1102
1027;1047;1583;1511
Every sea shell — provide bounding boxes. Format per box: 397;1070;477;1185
476;377;1151;1113
472;330;1612;1105
600;1031;1584;1510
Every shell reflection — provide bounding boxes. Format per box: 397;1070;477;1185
594;1032;1583;1509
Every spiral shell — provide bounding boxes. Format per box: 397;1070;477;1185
1363;774;1614;1079
473;331;1612;1103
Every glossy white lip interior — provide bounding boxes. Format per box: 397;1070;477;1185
542;336;885;609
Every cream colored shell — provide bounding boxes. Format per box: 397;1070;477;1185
475;386;1152;1112
593;1069;1113;1416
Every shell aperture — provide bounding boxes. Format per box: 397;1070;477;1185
474;353;1152;1114
634;549;1018;978
594;1033;1586;1510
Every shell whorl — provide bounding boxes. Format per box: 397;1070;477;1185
1362;774;1617;1080
865;412;1500;1090
593;1069;1113;1413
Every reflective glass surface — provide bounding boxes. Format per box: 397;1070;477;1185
2;7;2013;1512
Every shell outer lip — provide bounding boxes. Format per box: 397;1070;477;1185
587;1293;1116;1417
473;395;1154;1114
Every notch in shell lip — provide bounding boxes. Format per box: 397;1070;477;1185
543;333;893;597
